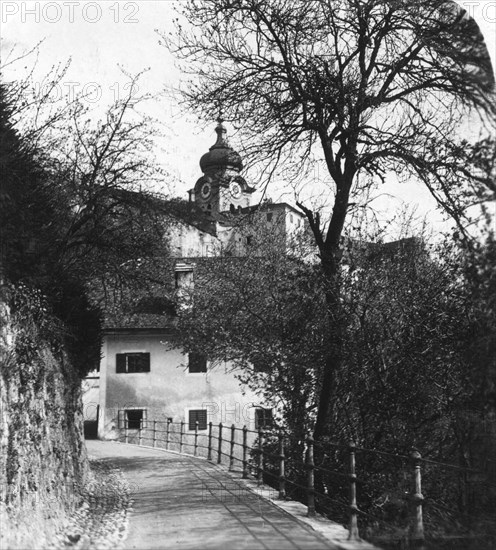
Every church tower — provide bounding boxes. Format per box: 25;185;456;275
192;118;254;216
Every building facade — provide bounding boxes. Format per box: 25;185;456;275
83;119;306;443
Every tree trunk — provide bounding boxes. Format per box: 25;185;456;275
313;251;344;441
313;353;339;441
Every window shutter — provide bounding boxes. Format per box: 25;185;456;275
198;409;207;430
116;354;126;373
189;409;207;431
118;410;124;429
142;353;150;372
188;410;196;431
264;409;273;428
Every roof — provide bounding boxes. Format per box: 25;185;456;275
106;188;219;236
102;294;178;331
342;236;424;265
162;199;217;236
199;118;243;174
239;201;305;216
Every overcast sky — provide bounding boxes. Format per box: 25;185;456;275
1;0;495;236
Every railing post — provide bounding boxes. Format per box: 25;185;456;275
242;425;248;479
229;424;235;471
243;424;248;479
138;417;142;446
179;421;184;453
411;448;425;547
348;441;360;541
207;421;213;461
125;416;129;444
194;420;199;456
257;428;264;486
153;420;157;448
166;418;171;450
278;431;286;500
217;423;223;464
306;436;315;517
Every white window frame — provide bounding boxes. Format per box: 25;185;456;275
119;407;148;430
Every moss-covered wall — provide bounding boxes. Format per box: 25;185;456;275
0;285;88;549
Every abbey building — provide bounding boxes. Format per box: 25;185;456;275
83;119;306;442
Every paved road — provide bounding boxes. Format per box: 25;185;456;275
86;440;341;550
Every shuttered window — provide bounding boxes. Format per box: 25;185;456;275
188;409;207;431
116;353;150;373
255;408;273;430
252;355;267;373
188;352;207;373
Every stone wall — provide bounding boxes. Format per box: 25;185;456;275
0;285;88;549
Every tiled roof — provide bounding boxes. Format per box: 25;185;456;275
161;199;217;236
102;295;178;331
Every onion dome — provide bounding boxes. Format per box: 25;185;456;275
199;117;243;174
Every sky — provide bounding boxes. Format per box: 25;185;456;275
1;0;495;237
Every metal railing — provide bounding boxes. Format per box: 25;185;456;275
120;419;496;548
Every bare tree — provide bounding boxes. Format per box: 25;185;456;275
1;61;172;374
164;0;495;439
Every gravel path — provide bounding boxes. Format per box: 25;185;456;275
47;460;131;550
46;440;377;550
85;440;341;550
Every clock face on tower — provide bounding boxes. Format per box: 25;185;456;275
229;181;242;199
200;182;211;199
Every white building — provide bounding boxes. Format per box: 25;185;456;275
83;119;306;445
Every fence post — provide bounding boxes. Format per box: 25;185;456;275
348;441;360;541
257;428;264;486
278;431;286;500
138;417;143;446
207;421;213;461
153;420;157;448
229;424;235;471
217;423;223;464
306;436;315;517
166;419;171;450
125;416;129;444
411;448;425;546
194;420;199;456
242;425;248;479
180;421;184;454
